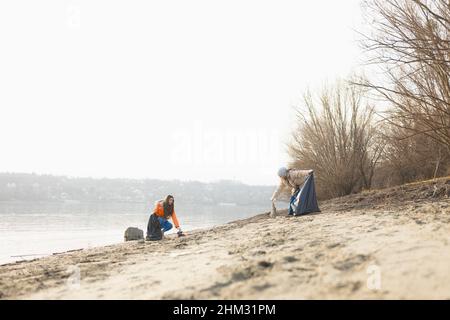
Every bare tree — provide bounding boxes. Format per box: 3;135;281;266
373;121;450;186
357;0;450;148
288;81;383;199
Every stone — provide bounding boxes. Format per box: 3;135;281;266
124;227;144;241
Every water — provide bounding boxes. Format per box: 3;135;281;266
0;201;269;265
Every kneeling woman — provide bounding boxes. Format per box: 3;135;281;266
153;195;183;236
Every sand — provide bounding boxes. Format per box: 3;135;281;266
0;178;449;299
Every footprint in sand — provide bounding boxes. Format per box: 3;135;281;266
333;254;370;271
283;256;299;263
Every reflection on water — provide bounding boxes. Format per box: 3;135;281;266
0;201;268;265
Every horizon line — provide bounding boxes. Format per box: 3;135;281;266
0;171;277;187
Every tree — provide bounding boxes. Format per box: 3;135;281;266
358;0;450;149
373;121;450;186
288;81;383;199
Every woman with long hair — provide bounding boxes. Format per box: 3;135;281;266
152;195;183;237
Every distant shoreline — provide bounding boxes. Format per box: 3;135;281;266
0;172;276;206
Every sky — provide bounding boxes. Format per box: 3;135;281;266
0;0;365;186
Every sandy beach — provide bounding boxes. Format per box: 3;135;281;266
1;178;449;300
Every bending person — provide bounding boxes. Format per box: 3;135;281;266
152;195;183;237
271;167;313;217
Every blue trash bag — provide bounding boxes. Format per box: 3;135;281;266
290;173;320;216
